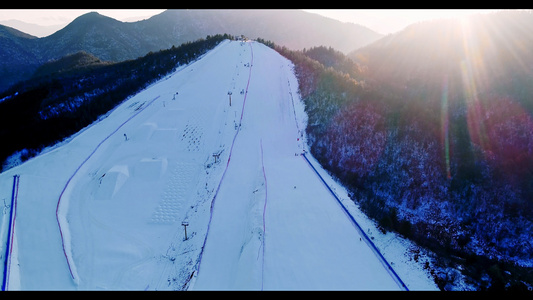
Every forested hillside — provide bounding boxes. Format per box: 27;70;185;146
266;10;533;290
0;34;230;171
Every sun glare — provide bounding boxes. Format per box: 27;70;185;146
454;12;533;179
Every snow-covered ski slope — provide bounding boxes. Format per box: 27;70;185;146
0;40;438;290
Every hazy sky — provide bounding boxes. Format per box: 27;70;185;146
304;9;500;35
0;9;502;35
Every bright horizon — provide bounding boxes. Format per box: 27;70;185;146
0;9;505;36
304;9;502;35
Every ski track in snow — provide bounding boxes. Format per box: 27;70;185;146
0;40;438;290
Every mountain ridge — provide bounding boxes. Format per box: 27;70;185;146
0;19;64;37
0;9;382;93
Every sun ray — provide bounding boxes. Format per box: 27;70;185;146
440;76;451;179
459;17;492;158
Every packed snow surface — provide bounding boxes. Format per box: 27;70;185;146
0;40;438;290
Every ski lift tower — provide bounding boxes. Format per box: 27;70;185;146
182;221;189;241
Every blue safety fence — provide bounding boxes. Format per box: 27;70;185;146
2;175;19;291
301;154;409;291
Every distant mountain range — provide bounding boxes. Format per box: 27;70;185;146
0;9;382;92
0;19;65;37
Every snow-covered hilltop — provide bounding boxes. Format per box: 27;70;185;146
0;40;437;290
